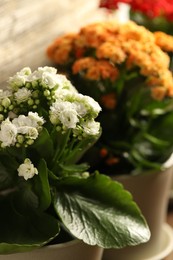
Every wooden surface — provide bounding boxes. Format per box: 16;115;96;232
0;0;107;89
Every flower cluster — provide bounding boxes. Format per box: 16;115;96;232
47;21;173;101
0;66;150;253
0;66;101;177
99;0;173;20
47;21;173;175
99;0;173;35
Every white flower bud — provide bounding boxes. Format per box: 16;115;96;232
2;97;11;108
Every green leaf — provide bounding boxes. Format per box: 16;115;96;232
0;196;60;254
0;162;14;191
33;159;51;211
32;127;54;160
53;173;150;248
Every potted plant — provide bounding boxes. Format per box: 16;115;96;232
99;0;173;34
46;20;173;259
0;66;150;259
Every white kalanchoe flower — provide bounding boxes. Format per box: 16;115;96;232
14;87;32;103
50;89;101;136
41;71;60;89
28;112;45;126
55;74;77;91
81;119;101;137
56;92;101;118
0;118;17;147
17;126;39;140
28;66;57;82
73;119;101;138
37;66;57;75
10;113;45;145
17;158;38;180
0;90;12;100
58;106;79;129
82;95;102;116
8;67;31;90
12;112;44;129
50;100;79;128
54;85;78;101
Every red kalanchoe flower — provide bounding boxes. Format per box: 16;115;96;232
99;0;173;20
130;0;173;19
99;0;131;10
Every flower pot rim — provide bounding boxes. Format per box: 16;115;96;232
113;166;173;184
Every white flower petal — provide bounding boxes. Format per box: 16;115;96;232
17;158;38;180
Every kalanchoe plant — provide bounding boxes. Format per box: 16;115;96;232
47;21;173;176
0;66;150;254
99;0;173;34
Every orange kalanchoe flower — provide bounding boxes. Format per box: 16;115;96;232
96;41;127;64
154;31;173;53
47;33;76;64
75;21;119;48
100;93;117;110
47;21;173;101
72;58;119;81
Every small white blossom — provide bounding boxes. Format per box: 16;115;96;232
82;120;100;136
55;74;77;90
50;101;79;128
17;126;39;140
17;158;38;180
73;119;100;138
82;95;102;115
8;67;31;89
73;101;88;116
59;108;79;129
0;118;17;147
28;112;45;126
28;66;57;82
38;66;57;75
0;90;12;100
14;87;32;103
12;112;44;129
41;72;59;89
54;86;78;100
12;115;33;128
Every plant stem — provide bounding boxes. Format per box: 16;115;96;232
51;129;72;167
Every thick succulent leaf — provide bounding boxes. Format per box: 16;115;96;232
0;196;60;254
53;173;150;248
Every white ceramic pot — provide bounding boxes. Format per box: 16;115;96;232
0;240;103;260
103;167;173;260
